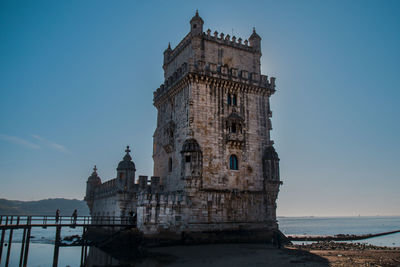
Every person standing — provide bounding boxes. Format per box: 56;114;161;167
55;209;60;223
72;209;78;224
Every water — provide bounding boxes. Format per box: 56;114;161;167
278;216;400;247
1;216;399;266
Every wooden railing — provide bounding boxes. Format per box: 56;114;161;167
0;215;136;267
0;215;136;229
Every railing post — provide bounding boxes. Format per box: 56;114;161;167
23;217;32;267
0;225;6;264
52;225;61;267
5;225;14;267
80;226;86;266
19;227;27;267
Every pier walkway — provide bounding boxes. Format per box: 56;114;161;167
0;215;135;267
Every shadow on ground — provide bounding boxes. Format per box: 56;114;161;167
86;243;330;267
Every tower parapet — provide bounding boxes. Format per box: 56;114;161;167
154;60;276;105
162;11;264;80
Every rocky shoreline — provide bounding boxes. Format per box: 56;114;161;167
288;230;400;242
288;241;400;267
292;240;400;251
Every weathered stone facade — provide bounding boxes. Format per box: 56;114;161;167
85;12;282;239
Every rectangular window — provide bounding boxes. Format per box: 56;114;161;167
185;155;191;163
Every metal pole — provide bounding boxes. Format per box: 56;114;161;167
84;242;88;266
23;217;32;267
5;229;14;267
80;227;86;267
19;227;27;267
52;226;61;267
5;216;14;267
0;228;6;264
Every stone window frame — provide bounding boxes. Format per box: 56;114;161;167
227;93;238;107
229;154;239;170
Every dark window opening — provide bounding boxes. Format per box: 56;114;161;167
193;24;197;29
233;94;237;106
168;158;172;172
231;123;237;133
119;173;124;179
227;94;232;106
229;155;239;170
185;155;191;163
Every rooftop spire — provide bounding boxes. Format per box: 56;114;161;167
118;145;135;171
123;145;132;162
93;165;97;173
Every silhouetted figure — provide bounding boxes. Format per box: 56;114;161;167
55;209;60;223
72;209;78;224
128;210;136;226
273;231;282;249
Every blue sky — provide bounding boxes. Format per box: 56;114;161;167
0;0;399;216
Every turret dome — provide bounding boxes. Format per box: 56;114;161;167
117;146;136;171
87;165;101;185
181;138;201;153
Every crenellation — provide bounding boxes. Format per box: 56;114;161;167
154;61;275;104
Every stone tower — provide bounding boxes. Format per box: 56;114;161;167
85;12;282;241
152;11;282;234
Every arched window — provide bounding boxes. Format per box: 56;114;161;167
168;158;172;172
232;94;237;106
227;94;232;106
229;155;238;170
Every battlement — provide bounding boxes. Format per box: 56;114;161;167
203;29;256;52
154;61;276;104
164;29;258;67
94;178;119;198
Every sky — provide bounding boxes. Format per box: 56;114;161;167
0;0;399;217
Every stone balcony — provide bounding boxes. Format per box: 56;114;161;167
226;133;245;148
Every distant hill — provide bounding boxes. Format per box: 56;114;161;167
0;198;90;216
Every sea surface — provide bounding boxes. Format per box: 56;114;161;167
0;216;399;266
278;216;400;247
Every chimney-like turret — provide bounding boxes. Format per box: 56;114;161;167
190;10;204;36
163;42;172;72
249;27;262;52
84;165;102;214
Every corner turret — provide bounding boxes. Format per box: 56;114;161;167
190;10;204;36
116;146;136;191
85;165;102;214
163;42;172;72
249;27;261;52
